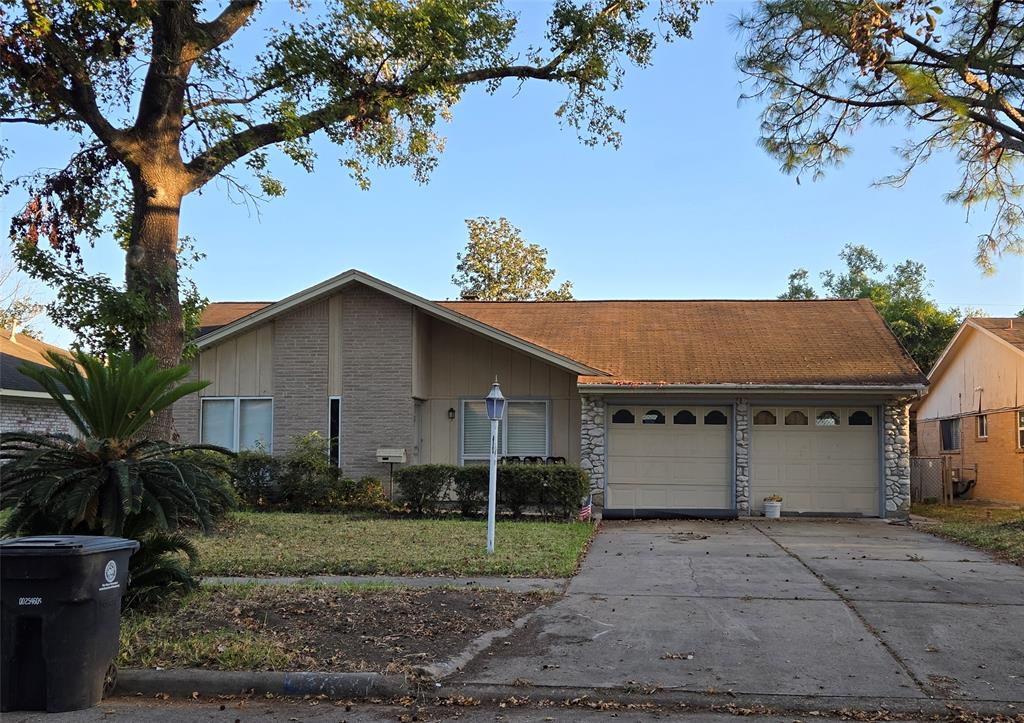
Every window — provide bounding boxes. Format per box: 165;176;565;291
642;409;665;425
704;410;728;425
815;410;839;427
611;409;635;424
976;414;988;439
940;418;961;452
201;397;273;452
461;399;548;461
673;409;696;425
1018;411;1023;448
329;397;341;467
784;410;808;426
848;410;873;426
753;409;776;425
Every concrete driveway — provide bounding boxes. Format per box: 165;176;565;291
455;519;1024;707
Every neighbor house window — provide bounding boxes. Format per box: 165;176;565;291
1018;411;1024;448
673;410;696;425
704;410;728;425
461;399;548;461
753;409;776;425
976;414;988;439
201;397;273;452
329;397;341;467
611;409;635;424
816;410;840;427
940;418;961;452
784;410;808;426
642;409;665;425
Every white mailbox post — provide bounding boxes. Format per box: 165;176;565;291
484;380;506;555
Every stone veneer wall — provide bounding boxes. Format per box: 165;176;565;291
734;398;750;514
883;401;912;517
579;395;606;510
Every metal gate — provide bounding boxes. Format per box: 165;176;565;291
910;457;945;503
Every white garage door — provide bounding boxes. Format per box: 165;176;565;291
607;405;733;512
750;406;879;516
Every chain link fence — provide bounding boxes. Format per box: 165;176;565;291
911;457;945;503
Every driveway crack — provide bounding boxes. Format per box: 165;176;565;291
752;523;932;698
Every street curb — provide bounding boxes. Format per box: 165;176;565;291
114;669;1022;717
115;668;407;699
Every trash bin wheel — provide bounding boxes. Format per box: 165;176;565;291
102;663;117;699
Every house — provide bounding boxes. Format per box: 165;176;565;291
176;269;927;518
0;329;75;436
915;317;1024;503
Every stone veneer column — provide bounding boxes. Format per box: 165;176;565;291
579;395;606;511
735;398;751;515
883;401;912;517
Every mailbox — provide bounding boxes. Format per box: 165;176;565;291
376;448;406;464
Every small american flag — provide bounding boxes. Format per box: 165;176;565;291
579;494;593;521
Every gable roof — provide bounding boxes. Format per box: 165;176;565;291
195;270;606;377
0;330;72;396
439;298;926;388
200;272;926;391
927;317;1024;382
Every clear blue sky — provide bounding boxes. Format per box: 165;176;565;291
3;1;1021;348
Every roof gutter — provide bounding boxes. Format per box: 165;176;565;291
578;383;927;397
0;389;72;400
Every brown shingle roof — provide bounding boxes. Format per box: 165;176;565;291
971;317;1024;352
1;330;72;393
438;298;926;387
198;302;272;335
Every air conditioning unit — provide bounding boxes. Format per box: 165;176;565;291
376;448;407;464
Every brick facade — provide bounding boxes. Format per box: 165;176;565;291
0;396;75;435
171;366;200;444
916;409;1024;503
272;301;330;455
340;284;415;489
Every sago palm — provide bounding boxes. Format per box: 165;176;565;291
0;351;236;604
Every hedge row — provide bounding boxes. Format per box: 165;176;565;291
394;463;589;518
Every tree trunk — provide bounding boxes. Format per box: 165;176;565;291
126;171;186;441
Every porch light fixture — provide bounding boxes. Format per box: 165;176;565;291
485;379;505;555
447;407;456;421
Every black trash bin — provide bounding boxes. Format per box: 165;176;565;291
0;535;139;713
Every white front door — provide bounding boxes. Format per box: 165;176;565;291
606;405;733;511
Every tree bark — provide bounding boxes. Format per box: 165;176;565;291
126;169;186;441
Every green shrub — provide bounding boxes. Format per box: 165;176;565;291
453;465;489;516
499;463;546;517
394;464;456;515
232;450;281;508
278;432;345;511
540;465;590;519
349;476;392;512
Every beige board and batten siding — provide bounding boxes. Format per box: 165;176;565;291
196;324;274;397
917;326;1024;421
422;315;580;466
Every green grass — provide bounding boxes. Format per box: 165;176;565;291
913;503;1024;565
191;511;595;578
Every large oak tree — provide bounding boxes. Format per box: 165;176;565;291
737;0;1023;273
1;0;699;433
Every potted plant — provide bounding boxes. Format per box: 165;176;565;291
763;494;783;519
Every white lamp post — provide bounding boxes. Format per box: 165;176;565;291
484;379;506;555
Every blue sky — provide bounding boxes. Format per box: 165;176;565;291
3;1;1022;348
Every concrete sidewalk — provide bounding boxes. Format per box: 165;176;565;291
452;519;1024;707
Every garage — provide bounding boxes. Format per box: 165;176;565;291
606;405;733;514
750;406;880;516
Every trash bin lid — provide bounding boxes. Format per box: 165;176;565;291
0;535;140;556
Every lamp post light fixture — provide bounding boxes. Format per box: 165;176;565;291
484;379;505;555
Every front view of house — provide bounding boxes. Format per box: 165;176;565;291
174;270;926;518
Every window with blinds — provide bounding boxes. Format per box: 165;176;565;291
461;399;547;461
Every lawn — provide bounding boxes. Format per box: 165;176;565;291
191;512;595;578
119;583;549;673
912;503;1024;565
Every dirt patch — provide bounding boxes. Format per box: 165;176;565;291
120;585;551;674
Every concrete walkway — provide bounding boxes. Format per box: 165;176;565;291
453;519;1024;706
202;574;567;593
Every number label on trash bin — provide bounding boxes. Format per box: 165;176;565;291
99;559;120;591
18;597;42;606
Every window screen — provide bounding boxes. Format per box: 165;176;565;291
239;399;272;452
506;402;548;456
201;399;235;450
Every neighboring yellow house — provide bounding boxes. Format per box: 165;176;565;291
915;318;1024;503
177;270;928;519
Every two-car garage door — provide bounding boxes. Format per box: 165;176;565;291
605;403;881;516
